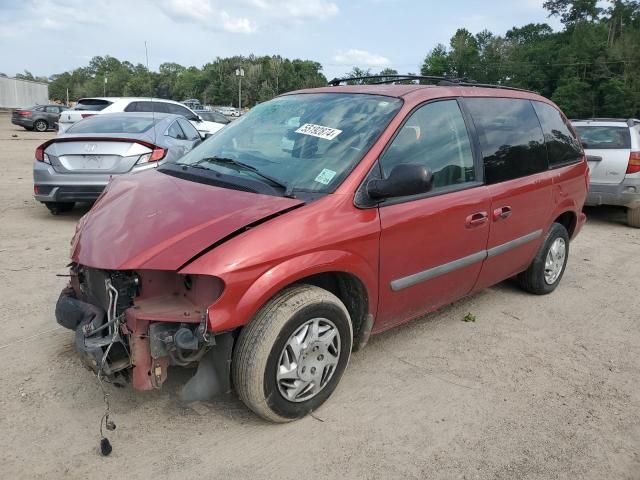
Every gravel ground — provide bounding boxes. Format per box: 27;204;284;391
0;115;639;479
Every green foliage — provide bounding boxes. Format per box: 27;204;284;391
47;54;326;107
418;0;640;117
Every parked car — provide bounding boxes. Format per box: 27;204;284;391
194;110;230;125
54;82;587;422
11;104;70;132
34;112;201;214
57;97;225;137
572;118;640;227
216;106;239;117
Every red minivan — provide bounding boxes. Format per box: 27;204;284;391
55;78;588;422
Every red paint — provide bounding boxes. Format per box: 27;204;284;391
69;86;588;391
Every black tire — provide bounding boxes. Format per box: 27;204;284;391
34;119;48;132
627;207;640;228
44;202;75;215
517;223;569;295
232;284;353;422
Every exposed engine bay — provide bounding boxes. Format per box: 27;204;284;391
55;264;233;400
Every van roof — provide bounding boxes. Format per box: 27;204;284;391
285;84;551;103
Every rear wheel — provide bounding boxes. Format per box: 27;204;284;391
627;207;640;228
232;284;352;422
518;223;569;295
34;119;48;132
44;202;75;215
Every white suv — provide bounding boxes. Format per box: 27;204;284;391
572;118;640;227
58;98;226;137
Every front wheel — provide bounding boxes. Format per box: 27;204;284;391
517;222;569;295
232;285;353;422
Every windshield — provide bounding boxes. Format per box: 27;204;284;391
173;93;402;194
574;125;631;149
67;115;156;134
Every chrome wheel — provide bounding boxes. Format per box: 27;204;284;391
34;120;47;132
276;318;341;403
544;237;566;285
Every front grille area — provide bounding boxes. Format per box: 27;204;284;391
78;266;139;316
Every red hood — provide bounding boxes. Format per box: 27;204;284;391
71;169;303;270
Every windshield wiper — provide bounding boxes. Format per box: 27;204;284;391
187;156;295;197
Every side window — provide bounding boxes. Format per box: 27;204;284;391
532;101;583;167
45;106;57;113
379;100;476;191
125;101;169;113
124;101;140;112
167;121;186;140
466;98;547;184
166;103;195;119
177;118;201;140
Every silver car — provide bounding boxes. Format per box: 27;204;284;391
34;112;202;214
572;118;640;227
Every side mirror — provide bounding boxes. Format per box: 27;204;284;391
367;163;433;200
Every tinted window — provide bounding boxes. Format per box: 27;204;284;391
177;118;200;140
124;101;170;113
74;99;112;111
573;125;631;150
532;102;583;166
199;111;229;124
466;98;547;184
380;100;476;190
67;115;156;134
45;106;58;113
166;103;195;119
167;121;186;139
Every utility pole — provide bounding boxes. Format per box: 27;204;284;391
104;75;108;96
235;67;244;112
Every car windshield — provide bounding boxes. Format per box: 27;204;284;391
574;125;631;149
67;115;156;134
173;93;402;194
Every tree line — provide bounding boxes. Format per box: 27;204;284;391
28;55;328;108
419;0;640;117
6;0;639;117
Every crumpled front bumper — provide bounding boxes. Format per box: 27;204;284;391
55;286;134;381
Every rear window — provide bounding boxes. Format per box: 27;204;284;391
67;115;156;134
532;101;583;167
74;99;112;111
465;98;547;184
573;126;631;150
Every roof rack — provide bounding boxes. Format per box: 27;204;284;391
572;118;640;127
327;75;536;93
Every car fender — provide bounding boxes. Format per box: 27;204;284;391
204;249;378;333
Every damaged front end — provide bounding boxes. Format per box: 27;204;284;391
55;265;233;400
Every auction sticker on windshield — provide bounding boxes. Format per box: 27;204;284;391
295;123;342;140
314;168;337;185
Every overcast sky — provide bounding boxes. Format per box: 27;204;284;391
0;0;561;80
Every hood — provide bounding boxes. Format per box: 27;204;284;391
71;169;303;270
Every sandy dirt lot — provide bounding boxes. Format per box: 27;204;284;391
0;114;639;480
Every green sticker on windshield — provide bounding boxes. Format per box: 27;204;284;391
315;168;337;185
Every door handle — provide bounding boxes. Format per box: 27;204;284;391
493;206;512;221
465;211;488;228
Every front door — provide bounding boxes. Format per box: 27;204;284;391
375;99;491;332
